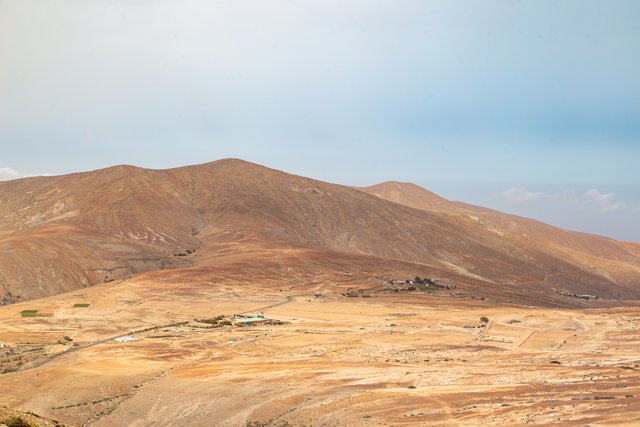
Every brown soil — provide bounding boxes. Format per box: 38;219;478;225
1;159;639;307
0;271;639;426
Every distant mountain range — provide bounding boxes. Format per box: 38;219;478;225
1;159;639;306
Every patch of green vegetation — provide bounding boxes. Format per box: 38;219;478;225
197;314;226;325
20;310;38;317
102;406;117;416
73;303;90;308
20;310;53;318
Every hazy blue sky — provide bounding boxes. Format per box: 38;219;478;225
1;1;639;241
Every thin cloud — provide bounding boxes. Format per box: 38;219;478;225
494;185;638;240
500;187;544;203
500;186;632;215
601;202;627;212
585;188;614;203
0;167;51;181
0;167;19;181
584;188;631;213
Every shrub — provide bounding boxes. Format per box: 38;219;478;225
2;417;34;427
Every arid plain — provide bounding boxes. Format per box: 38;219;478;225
1;272;640;426
1;160;640;426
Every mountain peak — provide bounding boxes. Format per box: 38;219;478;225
359;181;450;211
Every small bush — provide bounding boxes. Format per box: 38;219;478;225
2;416;34;427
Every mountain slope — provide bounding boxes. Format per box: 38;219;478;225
1;159;639;306
359;182;640;268
359;181;640;294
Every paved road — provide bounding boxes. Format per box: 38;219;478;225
236;294;305;315
18;293;304;372
19;322;186;372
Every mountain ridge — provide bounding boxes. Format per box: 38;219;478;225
1;158;639;307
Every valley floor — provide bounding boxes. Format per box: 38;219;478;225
1;275;640;426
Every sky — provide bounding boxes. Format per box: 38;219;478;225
1;0;639;241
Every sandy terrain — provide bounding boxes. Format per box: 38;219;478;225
1;274;639;426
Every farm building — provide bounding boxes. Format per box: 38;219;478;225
233;315;270;326
233;314;288;326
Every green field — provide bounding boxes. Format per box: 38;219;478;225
20;310;38;317
20;310;53;317
73;303;90;308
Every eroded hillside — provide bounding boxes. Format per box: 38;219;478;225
1;159;639;307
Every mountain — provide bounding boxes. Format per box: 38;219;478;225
360;181;640;288
1;159;639;307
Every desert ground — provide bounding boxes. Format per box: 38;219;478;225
1;271;639;427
